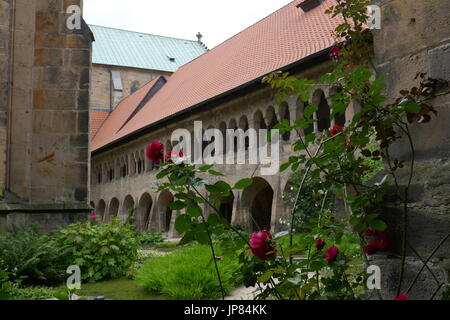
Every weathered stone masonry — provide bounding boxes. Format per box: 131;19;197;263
371;0;450;299
0;0;93;232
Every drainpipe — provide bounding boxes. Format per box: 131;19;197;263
5;0;16;192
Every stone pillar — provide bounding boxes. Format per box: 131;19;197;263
0;0;93;233
371;0;450;299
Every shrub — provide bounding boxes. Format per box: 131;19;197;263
136;245;240;299
139;232;165;248
56;218;139;282
0;228;69;285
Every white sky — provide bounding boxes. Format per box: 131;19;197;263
83;0;294;48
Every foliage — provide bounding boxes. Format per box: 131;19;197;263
0;228;69;285
136;245;241;300
148;0;450;300
9;285;57;300
0;270;13;300
138;231;166;248
56;218;139;282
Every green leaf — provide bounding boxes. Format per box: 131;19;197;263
174;215;191;233
199;164;214;172
371;219;387;231
403;101;421;114
303;104;318;119
208;170;225;176
169;201;186;211
187;205;202;217
258;271;274;283
234;178;253;189
280;162;290;172
195;232;210;245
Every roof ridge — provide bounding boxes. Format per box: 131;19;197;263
88;24;201;44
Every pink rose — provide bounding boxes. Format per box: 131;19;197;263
249;230;276;261
146;141;164;163
89;212;97;222
315;239;325;251
325;246;339;263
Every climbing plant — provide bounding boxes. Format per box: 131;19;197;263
147;0;450;300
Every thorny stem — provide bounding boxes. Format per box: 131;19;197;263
393;122;415;296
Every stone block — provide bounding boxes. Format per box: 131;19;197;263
52;110;77;133
42;66;78;89
14;6;35;32
33;89;76;110
374;0;450;63
35;10;59;34
77;110;88;133
35;32;65;48
34;48;63;66
0;1;10;27
14;45;34;66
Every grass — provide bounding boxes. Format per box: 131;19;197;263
73;278;167;300
136;244;241;300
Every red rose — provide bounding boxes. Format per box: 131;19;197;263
249;230;276;261
394;293;409;300
377;231;389;242
378;240;391;252
325;246;339;263
330;125;345;137
328;47;341;61
316;239;325;251
365;228;376;237
363;240;380;255
146;141;164;162
89;212;97;222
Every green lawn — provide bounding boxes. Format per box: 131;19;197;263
73;277;168;300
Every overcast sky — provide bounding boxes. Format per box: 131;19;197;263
83;0;294;48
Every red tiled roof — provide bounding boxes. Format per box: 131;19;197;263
90;111;110;138
91;0;343;152
90;77;163;142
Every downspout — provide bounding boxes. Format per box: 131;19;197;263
5;0;16;191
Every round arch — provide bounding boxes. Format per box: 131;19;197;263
279;102;291;141
242;177;274;232
97;199;106;221
109;198;120;220
219;191;235;224
122;195;135;222
313;89;331;132
155;190;174;232
136;193;153;232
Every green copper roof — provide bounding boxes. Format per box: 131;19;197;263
89;25;208;72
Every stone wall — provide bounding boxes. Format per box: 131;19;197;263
371;0;450;299
90;64;172;111
0;0;93;232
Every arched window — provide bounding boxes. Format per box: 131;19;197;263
313;90;331;132
239;116;250;150
130;81;140;94
279;102;290;141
